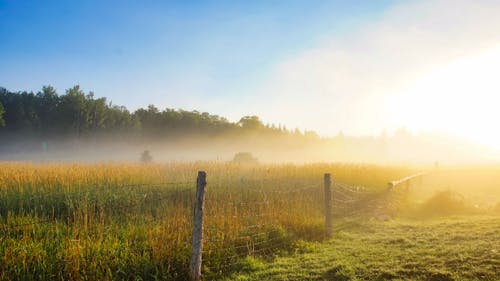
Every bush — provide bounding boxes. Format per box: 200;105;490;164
418;191;474;217
140;150;153;163
493;202;500;213
232;152;258;164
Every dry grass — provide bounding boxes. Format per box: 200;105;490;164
0;162;413;280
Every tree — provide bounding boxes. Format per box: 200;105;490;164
232;152;258;164
238;116;263;131
60;85;89;137
35;85;60;134
0;102;4;126
0;89;39;132
0;85;323;144
141;150;153;163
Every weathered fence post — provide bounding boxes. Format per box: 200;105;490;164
324;173;333;238
190;171;207;281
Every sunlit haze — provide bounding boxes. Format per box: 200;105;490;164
390;45;500;149
2;3;500;279
2;0;500;161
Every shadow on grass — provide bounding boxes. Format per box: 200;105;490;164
318;264;356;281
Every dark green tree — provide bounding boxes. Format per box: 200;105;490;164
35;85;60;134
0;102;5;126
0;85;305;143
60;85;89;137
238;116;263;131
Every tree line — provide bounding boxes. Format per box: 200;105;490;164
0;86;317;140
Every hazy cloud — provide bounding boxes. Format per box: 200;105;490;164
249;0;500;136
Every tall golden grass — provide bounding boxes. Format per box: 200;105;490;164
0;162;413;280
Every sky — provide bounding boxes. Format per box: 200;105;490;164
2;0;500;149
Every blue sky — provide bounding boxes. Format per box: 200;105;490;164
3;0;500;146
0;0;392;111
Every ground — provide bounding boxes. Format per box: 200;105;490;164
221;216;500;281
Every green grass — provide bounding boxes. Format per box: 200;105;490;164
0;162;414;280
222;216;500;281
3;162;499;280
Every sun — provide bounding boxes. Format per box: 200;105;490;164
389;45;500;150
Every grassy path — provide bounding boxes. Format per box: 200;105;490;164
220;216;500;281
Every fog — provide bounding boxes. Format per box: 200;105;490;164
0;130;497;165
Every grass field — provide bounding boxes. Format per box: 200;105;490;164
223;216;500;281
0;162;499;280
0;162;413;280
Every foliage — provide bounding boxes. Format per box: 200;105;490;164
140;150;153;163
238;116;264;130
417;191;476;217
0;101;4;126
233;152;258;164
0;86;301;141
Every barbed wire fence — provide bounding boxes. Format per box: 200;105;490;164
200;178;325;277
190;171;427;280
0;171;426;281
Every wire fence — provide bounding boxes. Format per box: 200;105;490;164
0;171;426;280
201;181;325;272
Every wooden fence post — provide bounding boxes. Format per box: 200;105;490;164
190;171;207;281
324;173;333;238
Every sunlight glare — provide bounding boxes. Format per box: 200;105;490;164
390;45;500;150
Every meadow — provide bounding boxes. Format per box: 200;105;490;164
0;162;498;280
0;162;415;280
224;216;500;281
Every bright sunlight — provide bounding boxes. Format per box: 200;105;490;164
391;45;500;149
2;1;500;280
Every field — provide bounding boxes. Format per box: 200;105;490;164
224;216;500;281
0;162;499;280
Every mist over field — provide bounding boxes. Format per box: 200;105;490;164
1;1;500;280
0;86;495;164
0;131;494;165
0;119;494;165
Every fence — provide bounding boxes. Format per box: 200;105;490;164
0;170;427;280
193;170;427;280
